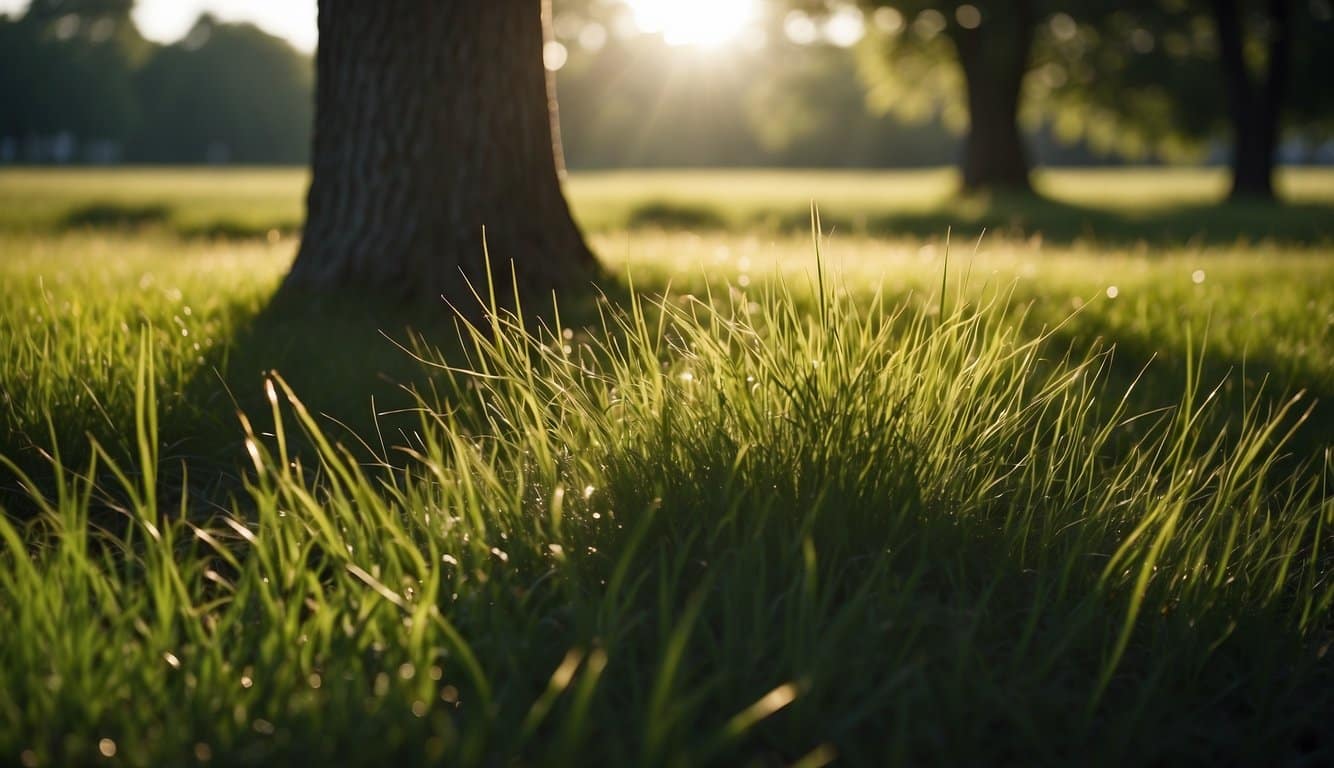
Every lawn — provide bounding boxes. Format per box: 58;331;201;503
0;168;1331;766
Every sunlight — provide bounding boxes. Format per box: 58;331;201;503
624;0;758;48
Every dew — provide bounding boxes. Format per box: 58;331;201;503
98;739;116;758
240;673;254;689
252;719;275;735
374;672;390;697
194;743;212;762
1192;269;1206;284
548;543;565;556
562;327;574;340
163;651;181;669
399;662;416;680
583;485;596;499
490;547;509;563
679;371;694;383
441;554;459;566
429;665;444;681
1105;285;1119;299
412;700;429;717
738;274;752;287
592;512;602;520
441;685;460;704
308;672;322;689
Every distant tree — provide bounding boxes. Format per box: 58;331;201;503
285;1;594;303
1043;0;1333;201
0;0;144;152
132;15;313;163
853;0;1044;193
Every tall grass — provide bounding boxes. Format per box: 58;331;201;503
1;236;1330;765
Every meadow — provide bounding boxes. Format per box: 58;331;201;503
0;167;1332;766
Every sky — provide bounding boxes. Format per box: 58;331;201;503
0;0;317;51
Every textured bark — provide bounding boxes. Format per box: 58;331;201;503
952;1;1034;194
285;0;595;304
1212;0;1291;201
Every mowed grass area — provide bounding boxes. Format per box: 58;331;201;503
3;166;1334;243
1;169;1332;766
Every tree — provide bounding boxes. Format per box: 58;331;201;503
0;0;145;153
284;1;595;304
854;0;1040;193
1041;0;1333;201
1210;0;1290;199
132;16;313;164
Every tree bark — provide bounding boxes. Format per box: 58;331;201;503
285;0;595;306
951;0;1035;194
1212;0;1291;201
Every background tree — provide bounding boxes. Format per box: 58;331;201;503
1041;0;1333;201
133;15;312;164
0;0;146;158
285;1;595;303
852;0;1043;193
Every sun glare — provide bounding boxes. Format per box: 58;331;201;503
626;0;758;48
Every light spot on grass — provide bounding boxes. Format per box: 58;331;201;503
98;739;116;758
440;685;460;704
412;700;429;718
1106;286;1119;299
1192;269;1206;284
163;651;181;669
399;663;416;680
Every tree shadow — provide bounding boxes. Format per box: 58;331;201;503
745;194;1333;247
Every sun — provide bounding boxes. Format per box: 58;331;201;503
625;0;759;48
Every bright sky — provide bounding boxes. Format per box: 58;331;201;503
0;0;317;52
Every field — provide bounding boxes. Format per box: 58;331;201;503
1;167;1332;766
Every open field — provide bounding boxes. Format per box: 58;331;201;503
1;168;1332;765
2;166;1333;243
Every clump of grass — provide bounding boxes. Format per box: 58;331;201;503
1;241;1331;766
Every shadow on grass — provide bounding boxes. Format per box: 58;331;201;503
57;200;302;240
626;193;1334;247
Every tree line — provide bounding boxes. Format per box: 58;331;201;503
3;0;1331;203
0;0;313;164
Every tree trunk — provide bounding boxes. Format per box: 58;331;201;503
1212;0;1291;201
952;1;1035;194
285;0;595;305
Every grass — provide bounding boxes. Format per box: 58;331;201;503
0;168;1332;765
3;166;1333;244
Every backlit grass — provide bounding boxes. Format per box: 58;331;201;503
0;170;1332;765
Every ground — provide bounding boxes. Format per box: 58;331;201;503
0;168;1331;766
